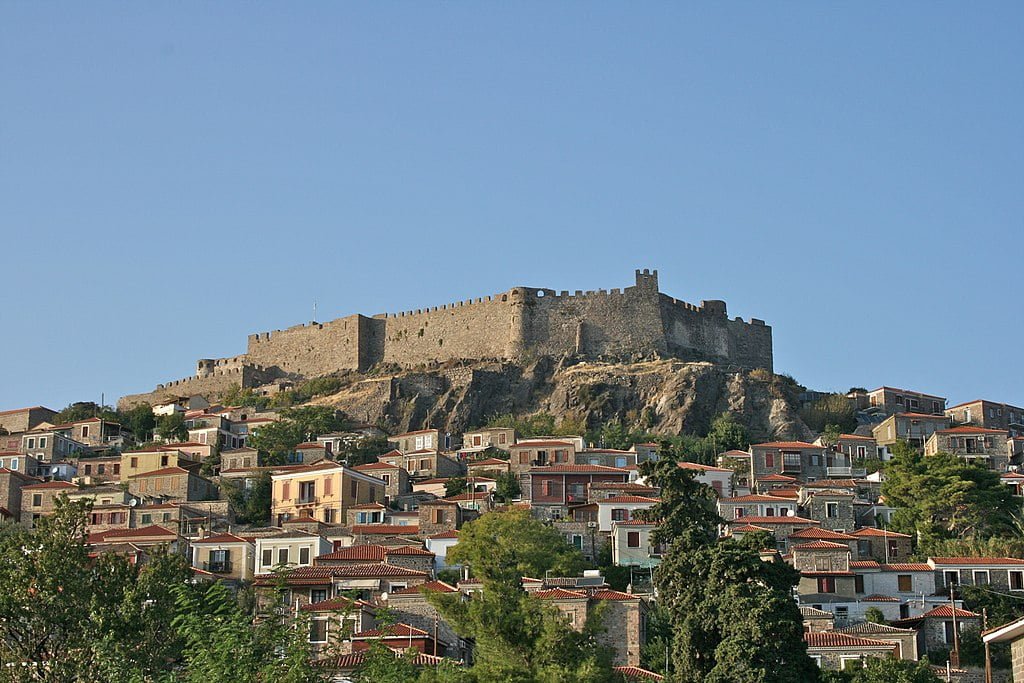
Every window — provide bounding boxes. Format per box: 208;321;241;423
82;425;90;438
973;570;990;585
323;509;335;524
570;534;583;549
433;509;445;524
611;508;629;522
160;455;169;467
32;494;42;507
311;588;328;604
944;621;959;644
857;446;866;458
39;437;46;448
898;574;913;592
299;481;316;503
141;513;152;525
10;458;18;471
282;482;290;500
887;539;900;559
783;453;801;470
299;547;311;565
278;548;289;565
98;464;105;475
765;452;775;468
420;458;430;471
841;656;863;672
324;477;332;495
26;438;34;449
351;480;358;497
1010;571;1024;590
854;575;865;593
542;480;552;496
130;457;138;468
817;577;836;593
826;502;839;518
262;549;273;567
210;549;229;571
309;618;328;643
627;531;641;548
615;457;627;468
815;557;830;571
499;433;506;445
944;571;959;588
734;508;744;519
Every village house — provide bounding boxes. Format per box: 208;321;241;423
75;454;122;483
302;596;378;655
929;556;1024;593
465;457;511;478
800;605;836;633
315;544;435;575
121;447;200;480
847;560;939;621
0;467;38;521
872;413;949;449
588;481;660;501
389;428;446;454
534;587;648;666
190;532;256;581
0;406;58;434
946;399;1024;436
803;631;898;671
377;449;462;480
254;563;430;606
20;479;78;527
750;441;831;481
924;425;1011;470
726;515;821;551
575;449;637;469
799;487;856;532
610;520;662;568
53;417;126;449
595;495;658;532
128;467;218;503
892;605;982;658
461;427;515;450
982;615;1024;682
850;527;913;562
834;621;919;660
675;461;734;497
508;440;577;474
383;581;473;661
867;387;946;416
353;460;409;500
717;493;797;521
528;464;631;519
271;460;385;526
255;529;332;573
14;427;87;463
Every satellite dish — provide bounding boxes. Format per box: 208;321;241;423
129;499;138;507
381;592;389;601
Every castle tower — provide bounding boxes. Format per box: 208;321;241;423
196;359;216;378
634;268;659;292
507;288;529;359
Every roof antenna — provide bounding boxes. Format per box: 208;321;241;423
313;300;317;323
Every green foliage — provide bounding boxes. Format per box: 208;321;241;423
222;383;271;410
156;412;189;441
638;458;817;682
447;509;587;581
820;424;843;447
269;375;350;408
864;607;886;624
484;412;582;438
882;444;1018;549
118;403;157;442
840;656;941;682
353;640;421;682
336;435;395;467
445;477;468;497
226;472;273;525
248;405;348;460
437;568;462;586
799;394;857;434
494;471;522;502
54;401;118;424
639;603;673;674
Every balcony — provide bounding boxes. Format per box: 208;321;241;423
826;467;866;478
204;561;233;574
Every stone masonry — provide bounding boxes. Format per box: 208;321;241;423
120;270;773;408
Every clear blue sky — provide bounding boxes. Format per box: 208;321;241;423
2;3;1022;411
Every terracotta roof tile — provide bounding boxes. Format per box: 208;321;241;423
804;632;897;649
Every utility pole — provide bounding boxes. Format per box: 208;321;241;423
984;608;992;683
950;587;960;668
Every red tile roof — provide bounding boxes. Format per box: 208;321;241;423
129;466;192;478
677;462;732;473
613;665;664;681
862;594;900;602
354;461;401;471
597;495;660;504
732;524;773;533
804;632;897;649
882;563;932;572
614;520;657;526
720;494;793;503
21;480;77;490
930;557;1024;566
534;588;588;600
850;527;912;538
96;525;177;541
351;524;420;535
923;605;980;618
530;464;629;474
838;434;875;441
727;516;820;525
791;541;851;550
352;623;430;639
752;441;821;449
936;426;1008;435
427;530;459;539
468;458;509;467
300;596;366;612
590;589;640;601
789;528;857;541
510;440;575;448
850;560;882;569
348;502;386;510
757;473;798;482
390;580;457;595
192;533;251;545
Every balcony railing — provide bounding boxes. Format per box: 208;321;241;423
204;561;233;573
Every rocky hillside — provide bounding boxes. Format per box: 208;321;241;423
309;357;813;442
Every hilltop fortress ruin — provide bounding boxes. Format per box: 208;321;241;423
119;270;772;408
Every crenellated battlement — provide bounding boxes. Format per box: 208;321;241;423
122;269;772;407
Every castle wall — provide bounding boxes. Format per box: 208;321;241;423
659;296;772;370
245;314;370;375
377;297;513;366
515;273;667;360
117;364;276;410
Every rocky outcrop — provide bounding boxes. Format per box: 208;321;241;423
311;357;812;442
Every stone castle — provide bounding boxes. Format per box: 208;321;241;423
119;270;772;408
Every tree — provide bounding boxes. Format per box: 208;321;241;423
864;607;886;624
838;656;941;682
226;472;273;525
446;509;587;582
705;412;749;453
248;406;348;461
882;443;1018;549
820;424;843;448
445;477;468;498
118;402;156;443
494;471;522;502
638;458;818;682
54;401;117;424
337;435;394;467
799;394;857;434
156;412;189;441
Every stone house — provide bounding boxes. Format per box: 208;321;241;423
301;596;377;656
20;480;78;527
442;491;493;515
353;460;409;501
528;465;631;519
350;524;422;545
834;621;919;660
750;441;830;481
0;467;37;521
389;429;447;454
847;561;938;621
220;447;260;473
982;615;1024;682
800;605;835;633
184;413;235;449
0;452;38;477
946;399;1024;436
554;518;606;564
717;493;796;521
804;631;898;671
418;499;462;537
793;541;858;607
675;461;734;497
850;527;913;563
575;449;637;469
461;427;515;450
127;467;218;502
190;532;256;581
929;557;1024;593
535;588;647;667
0;406;58;433
75;455;122;483
588;481;660;502
349;623;445;656
271;461;385;526
377;449;462;480
893;605;982;658
53;417;125;449
867;387;946;416
831;433;878;463
385;582;471;661
788;527;858;554
345;502;387;526
800;489;856;532
725;515;821;551
254;563;430;606
872;413;949;449
15;428;87;463
465;457;511;478
509;440;577;474
925;426;1011;470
